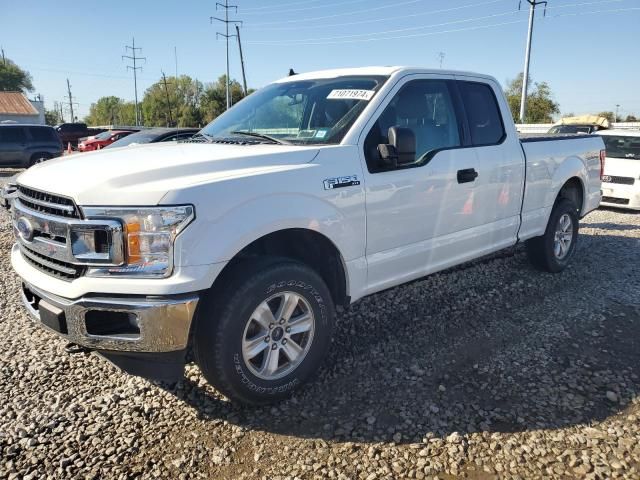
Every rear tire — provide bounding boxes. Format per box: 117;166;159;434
194;258;335;405
526;198;579;273
29;152;52;166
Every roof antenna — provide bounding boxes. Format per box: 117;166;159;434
288;68;297;76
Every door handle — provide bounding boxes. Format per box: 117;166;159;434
457;168;478;184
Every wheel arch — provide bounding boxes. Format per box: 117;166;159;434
556;176;585;215
209;228;350;308
549;155;588;216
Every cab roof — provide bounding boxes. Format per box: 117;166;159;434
275;66;497;84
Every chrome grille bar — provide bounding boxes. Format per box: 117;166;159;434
17;192;75;213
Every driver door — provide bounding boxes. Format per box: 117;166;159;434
359;75;479;293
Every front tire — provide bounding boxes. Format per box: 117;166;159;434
194;258;335;405
29;152;52;167
526;198;579;273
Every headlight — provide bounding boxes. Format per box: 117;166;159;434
81;205;194;278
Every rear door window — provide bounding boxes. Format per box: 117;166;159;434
0;127;27;143
29;127;57;142
458;81;505;146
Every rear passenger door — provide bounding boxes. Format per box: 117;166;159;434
455;79;524;253
0;127;28;166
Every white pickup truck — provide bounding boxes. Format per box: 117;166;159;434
6;67;604;404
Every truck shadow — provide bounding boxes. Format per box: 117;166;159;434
161;230;640;445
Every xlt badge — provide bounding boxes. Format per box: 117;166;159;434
323;175;360;190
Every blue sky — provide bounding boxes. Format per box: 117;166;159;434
1;0;639;121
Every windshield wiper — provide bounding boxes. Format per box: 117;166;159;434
231;131;291;145
185;132;215;143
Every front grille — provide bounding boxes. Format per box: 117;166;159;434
603;175;635;185
602;196;630;205
17;185;80;219
20;244;85;281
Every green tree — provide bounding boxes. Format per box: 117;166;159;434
85;96;136;125
624;114;637;122
505;73;560;123
141;75;206;127
0;57;34;92
597;111;615;123
200;75;247;123
44;108;62;126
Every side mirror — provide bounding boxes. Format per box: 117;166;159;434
377;126;415;168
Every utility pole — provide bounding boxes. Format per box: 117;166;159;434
236;25;248;95
122;37;146;126
437;52;445;69
56;101;65;123
212;1;242;110
161;71;174;127
518;0;547;123
65;79;78;122
1;48;5;66
174;46;178;79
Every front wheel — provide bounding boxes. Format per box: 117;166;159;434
29;152;52;167
526;198;579;273
194;258;335;405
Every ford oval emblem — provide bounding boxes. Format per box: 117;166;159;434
16;216;34;242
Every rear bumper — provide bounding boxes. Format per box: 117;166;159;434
601;183;640;210
20;281;199;353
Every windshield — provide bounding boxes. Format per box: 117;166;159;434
106;131;158;148
548;125;592;134
200;75;388;145
601;135;640;159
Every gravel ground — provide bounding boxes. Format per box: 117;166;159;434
1;170;639;479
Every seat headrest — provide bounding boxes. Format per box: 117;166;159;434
396;88;425;120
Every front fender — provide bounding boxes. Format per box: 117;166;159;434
174;192;363;268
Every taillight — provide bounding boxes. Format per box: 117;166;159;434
599;149;606;180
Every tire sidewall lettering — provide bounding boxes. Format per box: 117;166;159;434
231;277;330;395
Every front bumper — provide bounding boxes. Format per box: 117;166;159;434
20;281;199;353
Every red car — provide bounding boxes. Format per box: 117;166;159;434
78;130;133;152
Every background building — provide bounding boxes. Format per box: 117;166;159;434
0;92;45;124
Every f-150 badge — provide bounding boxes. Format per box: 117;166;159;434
323;175;360;190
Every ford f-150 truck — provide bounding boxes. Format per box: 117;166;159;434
5;67;604;405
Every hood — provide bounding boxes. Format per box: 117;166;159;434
604;156;640;180
17;142;320;205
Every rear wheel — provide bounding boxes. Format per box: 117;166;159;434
194;258;335;405
29;152;52;166
526;198;579;273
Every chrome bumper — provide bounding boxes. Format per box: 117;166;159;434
20;282;199;353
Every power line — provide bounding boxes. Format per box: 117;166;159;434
122;37;146;126
248;9;519;44
242;0;367;15
549;4;640;17
211;1;242;110
245;4;639;45
245;0;623;31
248;17;527;45
246;0;442;26
241;0;322;10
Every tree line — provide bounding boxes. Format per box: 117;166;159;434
84;74;254;127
